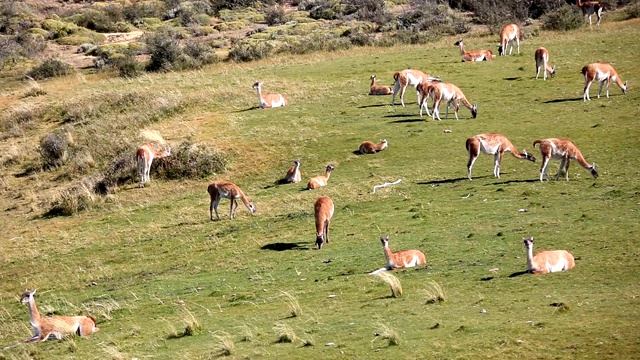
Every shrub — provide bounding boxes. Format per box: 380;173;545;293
39;132;68;169
112;52;144;78
27;58;72;80
346;0;392;25
625;2;640;19
265;5;288;25
94;155;137;194
144;26;181;71
41;19;79;38
46;179;97;216
154;141;229;180
307;0;344;20
228;40;275;62
542;5;584;31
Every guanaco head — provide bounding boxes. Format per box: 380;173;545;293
590;163;599;178
522;149;536;162
248;202;256;214
380;139;388;149
380;236;390;247
326;164;335;172
454;39;463;47
497;44;503;55
523;236;534;249
370;75;376;81
316;234;325;249
294;159;300;166
252;81;263;90
622;81;628;94
550;66;556;78
471;104;478;119
20;289;36;303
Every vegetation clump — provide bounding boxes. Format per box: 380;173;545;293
27;58;72;80
542;5;586;31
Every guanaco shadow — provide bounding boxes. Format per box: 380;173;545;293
389;118;425;124
234;106;260;112
357;103;390;109
384;113;417;119
503;77;522;81
260;242;310;251
543;97;583;104
488;179;539;185
508;270;529;278
417;177;477;185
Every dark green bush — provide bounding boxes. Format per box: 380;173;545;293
94;155;137;194
625;2;640;19
27;58;72;80
112;52;144;78
154;141;229;180
145;26;181;71
265;5;288;25
39;132;68;169
345;0;391;25
542;5;584;31
228;40;275;62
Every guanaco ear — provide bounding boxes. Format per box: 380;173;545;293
32;289;37;295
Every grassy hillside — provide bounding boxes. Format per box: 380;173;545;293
1;18;639;359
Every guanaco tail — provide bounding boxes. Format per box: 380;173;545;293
207;180;256;220
454;39;495;62
253;81;288;109
369;75;393;95
307;165;335;190
498;24;521;56
533;138;598;181
4;289;99;349
359;139;388;154
534;47;556;80
370;236;426;274
466;133;536;180
314;196;334;249
523;237;575;274
137;143;171;185
581;62;627;101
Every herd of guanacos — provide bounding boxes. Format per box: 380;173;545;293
4;2;622;347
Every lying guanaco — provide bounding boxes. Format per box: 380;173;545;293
136;143;171;185
253;81;288;109
376;236;426;271
207;181;256;220
314;196;334;249
369;75;393;95
523;237;575;274
307;165;335;190
533;138;598;181
454;39;495;62
359;139;388;154
12;289;99;347
466;133;536;180
283;159;302;183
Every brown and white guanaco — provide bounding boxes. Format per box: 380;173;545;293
523;237;575;274
314;196;334;249
392;69;439;107
378;236;426;271
369;75;393;95
283;159;302;183
534;47;556;80
359;139;388;154
307;165;335;190
454;39;495;62
533;138;598;181
498;24;521;56
466;133;536;180
253;81;288;109
207;181;256;220
581;62;627;101
577;0;603;26
136;143;171;185
428;81;477;120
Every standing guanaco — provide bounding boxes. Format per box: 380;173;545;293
314;196;334;249
207;181;256;220
581;62;627;101
137;143;171;185
498;24;521;56
466;133;536;180
534;47;556;80
533;138;598;181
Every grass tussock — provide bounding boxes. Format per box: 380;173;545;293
374;271;403;298
374;322;400;346
423;281;446;305
22;78;47;98
273;322;296;343
84;297;121;321
211;331;235;357
280;291;302;318
100;344;127;360
167;309;202;339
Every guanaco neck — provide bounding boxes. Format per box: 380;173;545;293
323;169;332;181
370;77;376;88
457;42;465;56
255;85;264;103
26;297;42;328
382;242;394;264
525;245;535;271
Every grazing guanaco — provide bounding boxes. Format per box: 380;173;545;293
252;81;288;109
359;139;388;154
577;0;603;26
136;143;171;185
429;81;478;120
392;69;438;107
454;39;495;62
466;133;536;180
314;196;334;249
523;237;575;274
369;75;393;95
581;62;627;101
207;181;256;220
498;24;521;56
307;165;335;190
533;138;598;181
17;290;99;345
534;47;556;80
378;236;426;271
283;159;302;183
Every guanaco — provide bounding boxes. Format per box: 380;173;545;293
466;133;536;180
498;24;521;56
378;236;426;271
359;139;388;154
15;289;99;345
207;181;256;220
283;159;302;183
369;75;393;95
523;237;575;274
392;69;439;107
577;0;603;26
136;143;171;185
454;39;495;62
253;81;288;109
534;47;556;80
581;62;627;101
429;81;478;120
533;138;598;181
314;196;334;249
307;165;335;190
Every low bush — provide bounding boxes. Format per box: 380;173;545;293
27;58;72;80
625;2;640;19
154;141;229;180
94;155;137;194
39;132;68;169
41;19;79;38
111;52;144;78
266;5;289;26
228;40;275;62
46;179;97;216
145;26;181;71
542;5;584;31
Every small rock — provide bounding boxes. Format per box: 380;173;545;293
518;208;528;212
480;309;487;313
325;342;335;346
444;129;452;133
328;294;336;298
516;339;524;344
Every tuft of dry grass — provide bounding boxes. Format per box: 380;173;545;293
211;331;235;356
273;322;296;343
280;291;302;318
374;322;400;346
22;78;47;98
167;309;202;339
100;344;127;360
423;281;446;305
374;271;403;298
84;297;121;321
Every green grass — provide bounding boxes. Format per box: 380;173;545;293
1;19;639;359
